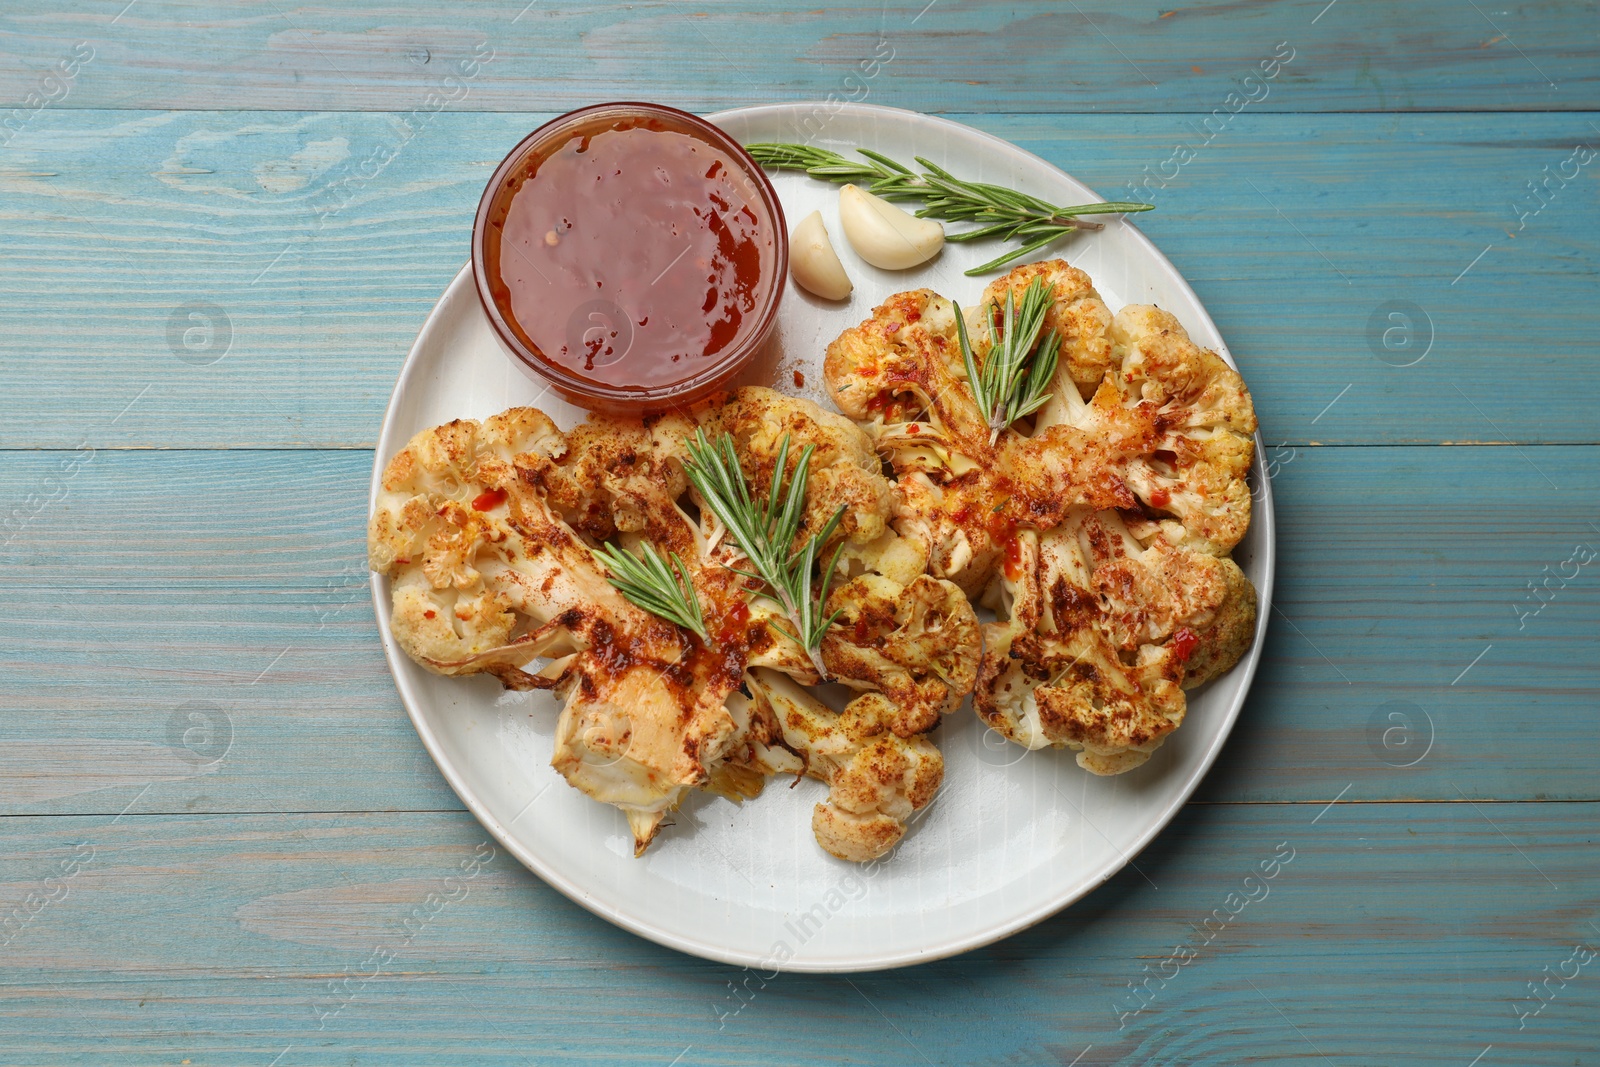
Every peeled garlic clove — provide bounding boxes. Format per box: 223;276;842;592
838;183;945;270
789;210;853;300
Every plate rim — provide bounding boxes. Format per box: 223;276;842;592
368;101;1277;973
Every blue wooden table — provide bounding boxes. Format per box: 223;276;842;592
2;2;1597;1063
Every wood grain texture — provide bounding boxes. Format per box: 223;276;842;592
0;803;1594;1065
1;1;1596;1056
0;109;1597;449
1;1;1596;113
1;446;1595;818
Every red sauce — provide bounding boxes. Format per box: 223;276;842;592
714;598;752;647
484;117;775;391
1148;487;1171;509
472;488;507;511
1170;627;1199;663
1003;535;1025;581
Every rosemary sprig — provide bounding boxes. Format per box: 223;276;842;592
956;275;1061;444
744;143;1153;275
596;541;709;644
682;429;846;679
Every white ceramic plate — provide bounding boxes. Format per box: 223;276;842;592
369;103;1275;972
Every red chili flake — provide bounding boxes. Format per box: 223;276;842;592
793;370;805;388
472;488;507;511
906;423;920;435
1149;487;1171;509
423;610;437;620
1171;627;1199;663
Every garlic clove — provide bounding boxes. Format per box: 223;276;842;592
838;183;945;270
789;210;853;300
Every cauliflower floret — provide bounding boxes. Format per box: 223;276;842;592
822;573;981;736
527;414;692;541
833;527;930;587
824;288;992;468
975;508;1255;774
367;407;564;576
714;385;894;549
978;260;1113;397
1119;515;1257;686
747;669;942;862
1040;302;1257;554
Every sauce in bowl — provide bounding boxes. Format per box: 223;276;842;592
473;103;786;411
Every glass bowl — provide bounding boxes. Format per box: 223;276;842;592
471;102;788;414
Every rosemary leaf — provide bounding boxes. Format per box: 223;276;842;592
682;430;846;678
955;275;1062;442
745;142;1153;274
596;541;708;643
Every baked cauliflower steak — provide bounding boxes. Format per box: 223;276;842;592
370;386;980;861
824;259;1259;775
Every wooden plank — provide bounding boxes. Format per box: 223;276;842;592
1;1;1596;113
0;109;1597;449
0;802;1593;1064
1;445;1595;817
